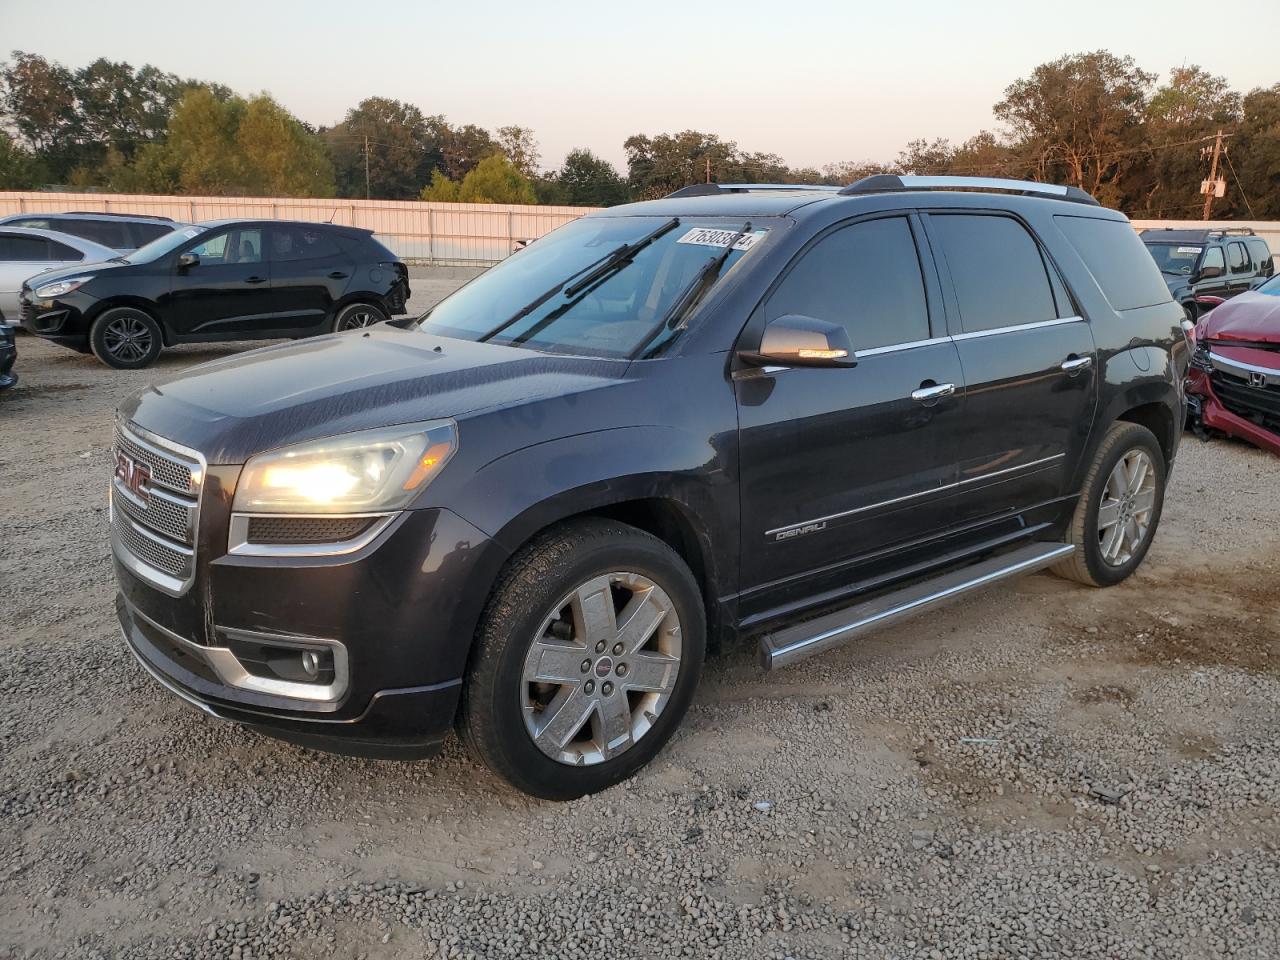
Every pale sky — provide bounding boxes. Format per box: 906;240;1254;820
2;0;1276;173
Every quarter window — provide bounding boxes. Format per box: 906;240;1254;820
930;214;1058;333
765;217;930;350
1227;241;1249;274
1056;215;1172;312
48;240;83;261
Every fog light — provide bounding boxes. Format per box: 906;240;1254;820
301;650;321;679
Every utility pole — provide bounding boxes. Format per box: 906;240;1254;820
364;134;371;201
705;156;711;184
1202;129;1225;221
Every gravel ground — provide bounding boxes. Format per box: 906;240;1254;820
2;269;1278;959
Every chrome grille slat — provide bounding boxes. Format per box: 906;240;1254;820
111;423;205;597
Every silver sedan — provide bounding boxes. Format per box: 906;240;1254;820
0;227;119;327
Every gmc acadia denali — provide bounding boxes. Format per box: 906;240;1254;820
112;176;1188;799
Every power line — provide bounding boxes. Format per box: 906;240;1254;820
1221;148;1256;219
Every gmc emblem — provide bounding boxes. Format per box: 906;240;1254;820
115;452;152;503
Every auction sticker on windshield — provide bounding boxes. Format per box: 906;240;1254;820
676;227;765;251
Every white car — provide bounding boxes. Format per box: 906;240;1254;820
0;227;119;327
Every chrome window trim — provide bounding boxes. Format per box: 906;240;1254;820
127;601;350;703
1208;351;1280;382
226;511;397;558
854;336;951;358
950;315;1084;342
765;453;1066;538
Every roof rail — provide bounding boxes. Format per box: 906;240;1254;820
839;174;1100;207
664;183;841;199
65;211;175;221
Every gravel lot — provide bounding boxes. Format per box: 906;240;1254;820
2;268;1278;959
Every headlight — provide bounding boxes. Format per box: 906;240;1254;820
233;420;457;515
33;276;91;299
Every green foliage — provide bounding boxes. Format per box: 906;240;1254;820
495;125;540;178
555;149;629;206
0;128;41;188
420;169;460;202
458;154;536;204
236;95;335;197
322;97;442;199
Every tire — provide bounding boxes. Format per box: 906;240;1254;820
459;518;706;800
1052;421;1166;587
331;301;387;332
90;307;163;369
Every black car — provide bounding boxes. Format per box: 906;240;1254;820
0;211;186;252
112;176;1187;799
0;321;15;390
21;219;410;368
1142;227;1274;321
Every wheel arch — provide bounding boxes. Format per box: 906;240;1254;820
86;297;168;342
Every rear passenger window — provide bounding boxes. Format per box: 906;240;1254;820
61;219;129;249
0;234;49;261
1054;215;1173;312
1228;241;1249;274
270;226;343;262
930;214;1058;332
765;216;930;350
1247;238;1273;275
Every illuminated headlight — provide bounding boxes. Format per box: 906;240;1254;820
33;276;91;299
233;420;457;514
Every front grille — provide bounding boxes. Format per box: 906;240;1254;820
111;424;203;594
1212;371;1280;430
246;515;375;545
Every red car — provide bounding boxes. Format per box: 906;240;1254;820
1187;277;1280;456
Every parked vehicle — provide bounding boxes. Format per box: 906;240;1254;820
0;227;119;328
0;211;185;253
21;220;411;369
0;321;15;390
1141;227;1274;323
112;176;1187;799
1187;276;1280;456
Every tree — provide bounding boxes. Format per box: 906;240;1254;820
322;97;441;199
437;122;497;181
995;51;1155;206
236;95;335;197
1234;84;1280;218
420;169;460;202
495;125;540;178
556;149;629;206
0;128;41;188
1;51;77;153
421;155;536;204
624;130;739;199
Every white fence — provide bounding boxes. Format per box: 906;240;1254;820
0;192;602;264
1;192;1276;266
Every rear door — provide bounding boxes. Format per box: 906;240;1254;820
735;213;964;618
266;224;353;333
1226;240;1253;293
165;226;275;338
923;212;1098;525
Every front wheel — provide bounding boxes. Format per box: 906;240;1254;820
90;307;163;369
459;519;705;800
331;301;387;332
1053;421;1166;587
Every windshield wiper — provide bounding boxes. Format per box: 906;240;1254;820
108;256;130;264
476;217;680;344
632;220;753;358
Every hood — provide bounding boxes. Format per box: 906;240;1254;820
121;325;628;463
25;257;130;290
1198;289;1280;345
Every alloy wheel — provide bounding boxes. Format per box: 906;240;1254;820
102;316;154;363
339;308;382;330
520;571;682;766
1097;448;1157;566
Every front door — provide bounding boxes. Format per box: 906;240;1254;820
166;226;274;338
923;212;1098;524
735;214;964;620
1192;245;1231;301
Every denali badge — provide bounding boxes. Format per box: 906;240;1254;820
774;520;827;542
1249;371;1268;389
115;452;152;503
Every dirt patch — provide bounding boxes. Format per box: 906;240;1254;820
1075;683;1136;705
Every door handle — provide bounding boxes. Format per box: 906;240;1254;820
244;276;267;285
1060;355;1093;375
328;271;350;279
910;382;956;403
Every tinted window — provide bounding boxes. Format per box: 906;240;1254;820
1201;247;1225;273
765;217;929;349
130;223;173;246
1057;216;1174;311
931;214;1057;332
8;218;50;229
270;225;342;262
1227;241;1249;273
1247;238;1273;275
0;234;49;261
47;240;84;262
59;219;129;249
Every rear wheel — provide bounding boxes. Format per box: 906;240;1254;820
459;519;705;799
90;307;163;369
1053;421;1166;587
331;302;387;332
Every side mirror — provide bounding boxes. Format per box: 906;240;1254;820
739;314;856;368
1197;263;1223;280
177;253;200;270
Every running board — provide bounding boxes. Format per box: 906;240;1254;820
759;542;1075;670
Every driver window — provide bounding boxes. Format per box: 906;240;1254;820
1201;247;1225;274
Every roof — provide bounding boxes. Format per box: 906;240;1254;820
0;211;177;225
195;218;373;237
1141;227;1256;243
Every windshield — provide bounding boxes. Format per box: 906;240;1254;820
1144;241;1201;276
124;224;208;263
417;216;769;359
1259;273;1280;295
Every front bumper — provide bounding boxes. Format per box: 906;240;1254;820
0;326;15;389
19;289;94;351
1187;364;1280;457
